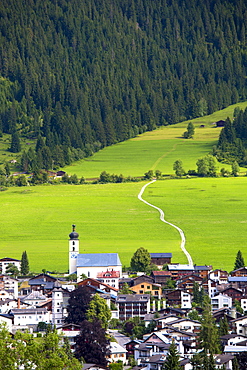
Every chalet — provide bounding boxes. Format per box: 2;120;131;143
28;273;60;293
165;289;192;309
214;120;225;127
150;271;172;285
220;287;243;301
131;274;154;286
107;342;127;363
194;265;212;279
230;315;247;335
10;307;51;332
125;339;142;359
78;277;118;296
220;334;247;347
0;275;18;298
57;323;81;351
176;274;204;293
231;267;247;277
167;264;194;279
0;258;21;275
150;253;172;267
116;294;151;321
166;318;201;334
208;269;229;284
130;281;162;299
228;276;247;292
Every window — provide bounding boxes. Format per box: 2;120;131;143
141;285;144;288
88;271;90;277
57;309;60;312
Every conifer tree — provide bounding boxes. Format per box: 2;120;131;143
234;251;245;271
199;296;220;355
9;131;21;153
21;251;29;275
163;340;180;370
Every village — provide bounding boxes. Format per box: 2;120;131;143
0;225;247;370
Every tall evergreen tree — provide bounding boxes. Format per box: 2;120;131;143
199;296;220;355
9;131;21;153
234;250;245;271
20;251;29;275
163;340;180;370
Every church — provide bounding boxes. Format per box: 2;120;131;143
68;225;122;281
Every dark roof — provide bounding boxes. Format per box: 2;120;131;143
194;265;211;271
150;253;172;258
117;294;150;303
0;257;21;262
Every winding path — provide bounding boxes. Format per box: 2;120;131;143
138;179;193;266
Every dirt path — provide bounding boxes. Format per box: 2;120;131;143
138;179;193;266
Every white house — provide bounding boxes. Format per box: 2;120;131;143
107;342;127;364
231;315;247;335
10;308;51;331
0;258;21;275
211;294;232;311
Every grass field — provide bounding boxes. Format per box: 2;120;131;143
0;177;247;273
1;101;247;273
63;101;247;178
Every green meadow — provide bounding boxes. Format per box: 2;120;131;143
1;101;247;273
0;177;246;273
63;101;247;178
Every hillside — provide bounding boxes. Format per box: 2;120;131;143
0;0;247;172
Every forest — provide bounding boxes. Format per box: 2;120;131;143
0;0;247;171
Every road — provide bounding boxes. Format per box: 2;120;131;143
138;179;193;266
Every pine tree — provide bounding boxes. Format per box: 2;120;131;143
20;251;29;275
9;131;21;153
163;340;180;370
234;251;245;271
199;296;220;355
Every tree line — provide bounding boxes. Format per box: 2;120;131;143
0;0;247;172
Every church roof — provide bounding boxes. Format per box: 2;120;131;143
77;253;121;267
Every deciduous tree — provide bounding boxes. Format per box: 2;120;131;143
75;319;110;366
86;293;111;329
130;247;151;273
65;285;92;325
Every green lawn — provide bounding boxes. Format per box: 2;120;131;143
1;177;247;273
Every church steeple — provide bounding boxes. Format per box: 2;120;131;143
69;224;79;275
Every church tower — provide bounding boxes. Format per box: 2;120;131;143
69;224;79;275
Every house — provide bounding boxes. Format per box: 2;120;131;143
0;258;21;275
165;289;192;309
125;339;142;358
214;354;234;369
130;281;162;299
150;271;172;285
78;278;118;296
220;334;247;347
107;342;127;363
240;295;247;311
166;318;201;334
231;267;247;277
167;264;194;279
208;269;229;285
194;265;212;279
176;274;204;294
116;294;151;321
21;291;48;307
28;273;60;293
0;275;19;298
131;275;154;287
96;270;120;289
150;253;172;267
231;315;247;335
211;294;232;311
10;307;51;332
220;287;243;302
68;225;122;279
228;276;247;292
214;120;225;127
57;323;81;351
